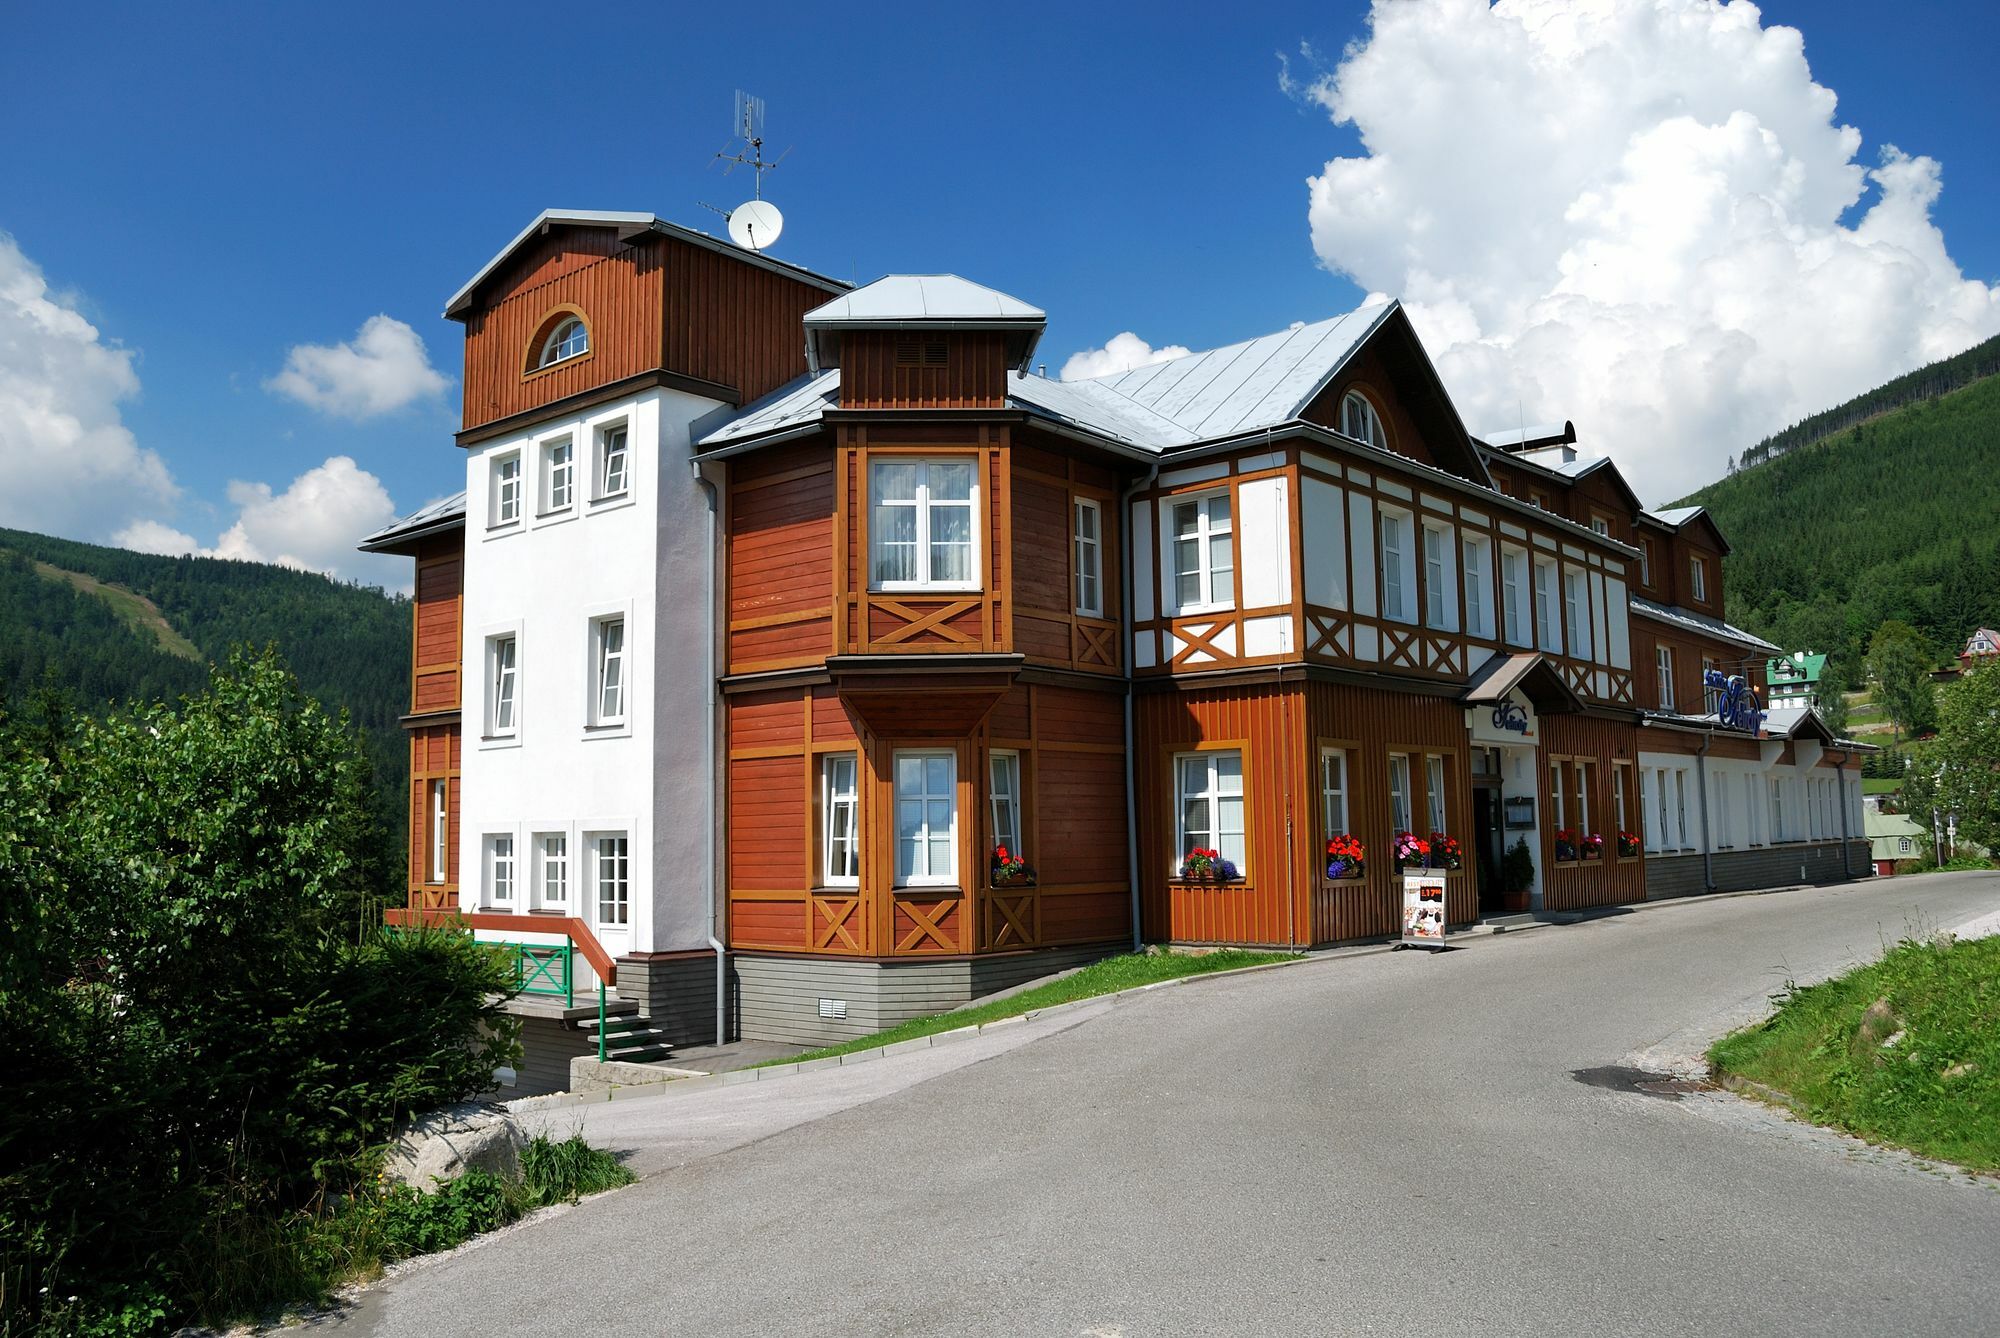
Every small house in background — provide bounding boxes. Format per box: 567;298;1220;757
1959;627;2000;673
1766;650;1825;703
1864;807;1928;875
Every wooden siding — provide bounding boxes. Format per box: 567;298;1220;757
406;725;460;909
1538;713;1647;913
726;441;837;673
458;227;828;433
723;681;1129;960
411;539;462;713
1634;620;1768;714
1010;438;1122;676
1300;343;1439;471
839;331;1008;409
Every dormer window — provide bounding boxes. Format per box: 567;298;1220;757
1340;391;1387;450
536;316;588;369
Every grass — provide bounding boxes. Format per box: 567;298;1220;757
764;948;1299;1067
1862;778;1902;795
1709;933;2000;1172
32;558;203;660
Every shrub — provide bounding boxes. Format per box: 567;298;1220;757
520;1133;635;1206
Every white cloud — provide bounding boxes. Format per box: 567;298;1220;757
117;455;404;588
1290;0;2000;504
0;233;178;538
266;314;449;419
1061;331;1193;381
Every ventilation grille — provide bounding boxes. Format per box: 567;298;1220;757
895;335;949;367
817;997;848;1020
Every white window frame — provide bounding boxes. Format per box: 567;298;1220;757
1770;777;1786;842
1591;516;1611;538
1656;645;1675;711
989;749;1023;861
1463;534;1494;640
1639;539;1653;587
1175;749;1246;874
1422;521;1458;632
589;613;628;730
1533;556;1562;654
1073;498;1103;617
1563;567;1593;661
869;458;981;592
1319;747;1349;840
429;778;448;884
1550;760;1566;835
538;317;588;368
534;831;569;910
1169;490;1235;614
486;832;516;907
1380;506;1417;625
1340;391;1387;449
1426;754;1447;835
595;421;630;501
491;452;522;528
486;633;519;738
1388;753;1413;835
893;748;959;887
1675;771;1690;849
1691;556;1708;603
1501;545;1529;647
541;436;575;514
820;753;859;887
590;832;629;926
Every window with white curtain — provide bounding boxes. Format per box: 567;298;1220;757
1389;754;1413;835
871;459;978;590
1423;522;1457;631
1501;546;1529;647
1533;557;1562;653
1563;568;1593;661
1463;534;1494;639
894;750;958;886
1171;492;1234;611
1176;751;1245;872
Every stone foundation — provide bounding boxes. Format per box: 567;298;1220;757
616;951;729;1047
1644;839;1871;901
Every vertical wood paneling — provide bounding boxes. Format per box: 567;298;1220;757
1539;714;1647;912
839;332;1008;409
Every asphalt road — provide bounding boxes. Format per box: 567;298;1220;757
337;874;2000;1337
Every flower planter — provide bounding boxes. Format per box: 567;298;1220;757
1325;858;1365;882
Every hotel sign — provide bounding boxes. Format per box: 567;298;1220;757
1468;689;1538;746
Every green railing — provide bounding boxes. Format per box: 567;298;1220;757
501;941;575;1005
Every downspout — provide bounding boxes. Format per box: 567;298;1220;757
1835;752;1852;877
1121;463;1160;952
692;461;728;1044
1696;731;1715;892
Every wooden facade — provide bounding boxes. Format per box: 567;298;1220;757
402;533;463;911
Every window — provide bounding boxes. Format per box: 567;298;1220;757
1654;768;1670;849
1463;535;1493;639
591;616;626;726
1176;751;1245;873
538;316;587;368
1573;761;1593;838
492;454;522;526
543;438;574;512
1702;656;1722;714
1388;754;1413;835
1171;493;1234;611
1381;510;1414;623
488;634;518;736
1501;546;1529;647
1656;645;1676;711
487;834;515;906
597;423;629;499
1550;760;1567;837
1533;557;1562;653
1563;568;1592;661
536;833;568;908
894;750;958;886
1340;391;1386;449
1613;763;1632;846
1320;748;1350;839
1591;515;1611;538
1426;754;1448;834
1675;771;1690;849
594;835;629;925
429;779;448;884
821;754;859;886
871;459;977;590
1770;777;1785;842
1073;499;1103;616
1640;538;1653;587
1423;523;1457;631
1690;557;1708;603
989;750;1023;860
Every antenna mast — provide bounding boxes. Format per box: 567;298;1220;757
712;90;788;200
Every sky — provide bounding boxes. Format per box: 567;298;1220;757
3;0;1996;590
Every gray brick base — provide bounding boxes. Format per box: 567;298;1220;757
1644;840;1871;901
733;943;1123;1048
615;953;729;1047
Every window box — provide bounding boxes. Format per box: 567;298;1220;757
1177;848;1241;883
1615;831;1642;860
1581;833;1605;862
1324;835;1366;883
989;846;1036;888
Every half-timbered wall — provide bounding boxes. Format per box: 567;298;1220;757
1009;435;1123;676
1634;619;1769;714
724;680;1129;959
405;532;462;910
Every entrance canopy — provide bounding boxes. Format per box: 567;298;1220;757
1461;652;1584;715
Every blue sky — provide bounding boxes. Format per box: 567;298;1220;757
3;1;1996;585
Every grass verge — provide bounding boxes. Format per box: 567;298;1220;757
764;948;1300;1067
1709;933;2000;1172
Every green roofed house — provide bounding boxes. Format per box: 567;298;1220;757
1864;808;1929;875
1767;651;1826;703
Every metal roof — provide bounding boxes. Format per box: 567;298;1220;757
803;275;1044;327
1482;421;1576;450
1645;505;1704;528
1628;595;1780;653
695;370;842;448
358;491;467;553
443;210;849;319
1080;302;1396;442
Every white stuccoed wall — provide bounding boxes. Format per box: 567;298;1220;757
458;387;724;966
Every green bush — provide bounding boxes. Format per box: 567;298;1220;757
377;1171;515;1260
1503;837;1536;895
520;1133;635;1206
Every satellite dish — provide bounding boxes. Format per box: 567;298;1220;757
728;200;784;251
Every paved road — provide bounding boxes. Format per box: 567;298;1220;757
339;874;2000;1337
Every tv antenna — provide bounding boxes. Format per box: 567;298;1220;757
702;90;790;251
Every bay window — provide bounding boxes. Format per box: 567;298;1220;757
894;750;958;886
1171;492;1234;611
871;458;978;590
1175;750;1245;873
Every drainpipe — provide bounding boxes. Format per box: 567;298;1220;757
692;462;728;1044
1121;463;1160;952
1835;753;1852;878
1696;732;1715;892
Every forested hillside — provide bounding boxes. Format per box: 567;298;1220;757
0;528;410;888
1674;368;2000;688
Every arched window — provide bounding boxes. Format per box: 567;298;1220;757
1340;391;1387;449
537;316;588;369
